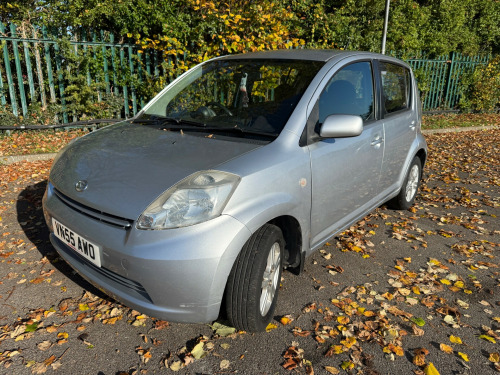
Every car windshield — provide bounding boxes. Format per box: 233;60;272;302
139;59;324;138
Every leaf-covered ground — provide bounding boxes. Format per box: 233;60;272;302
0;129;498;374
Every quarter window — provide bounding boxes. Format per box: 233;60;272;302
318;61;375;124
380;62;411;114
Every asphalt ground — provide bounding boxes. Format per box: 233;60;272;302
0;128;499;375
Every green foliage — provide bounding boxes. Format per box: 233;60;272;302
0;102;61;127
56;38;123;119
459;56;500;113
3;0;499;57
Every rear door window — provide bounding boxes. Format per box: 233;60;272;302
380;62;411;114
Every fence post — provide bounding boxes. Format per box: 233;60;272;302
444;52;456;109
0;62;6;105
20;26;36;102
52;30;68;123
101;30;110;94
32;27;47;108
42;26;56;104
0;22;19;116
10;24;28;116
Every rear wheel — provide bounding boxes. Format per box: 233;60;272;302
225;224;284;332
388;156;422;210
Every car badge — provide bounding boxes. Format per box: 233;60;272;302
75;180;88;192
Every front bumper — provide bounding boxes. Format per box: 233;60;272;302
43;183;252;323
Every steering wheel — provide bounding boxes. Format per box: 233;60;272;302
207;102;233;117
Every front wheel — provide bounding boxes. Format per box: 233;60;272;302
225;224;284;332
388;156;422;210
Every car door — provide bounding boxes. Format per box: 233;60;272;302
308;60;384;247
377;61;417;193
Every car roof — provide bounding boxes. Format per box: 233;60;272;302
215;49;385;62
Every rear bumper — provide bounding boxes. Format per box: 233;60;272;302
44;183;252;323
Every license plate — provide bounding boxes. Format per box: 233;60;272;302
52;218;102;267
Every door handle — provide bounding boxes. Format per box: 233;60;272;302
370;137;383;146
409;120;416;130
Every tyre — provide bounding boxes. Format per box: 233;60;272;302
225;224;284;332
388;156;422;210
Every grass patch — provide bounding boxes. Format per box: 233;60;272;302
422;113;499;130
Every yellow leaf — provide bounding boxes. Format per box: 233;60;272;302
440;279;451;285
78;304;89;311
337;316;350;325
424;362;440;375
265;323;277;332
340;361;354;370
464;289;473;294
280;316;291;325
440;343;453;354
340;337;356;349
489;353;500;363
450;335;462;344
331;345;343;354
454;281;464;288
458;352;469;362
479;335;496;344
362;254;370;258
57;332;68;339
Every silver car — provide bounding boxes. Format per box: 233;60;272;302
43;50;427;332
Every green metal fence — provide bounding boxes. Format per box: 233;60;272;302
0;22;493;123
402;52;490;110
0;22;182;123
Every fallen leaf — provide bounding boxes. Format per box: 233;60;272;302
449;335;462;344
169;361;183;371
440;344;453;354
411;317;426;327
424;362;440;375
191;342;206;359
220;359;230;369
479;335;496;343
489;353;500;363
324;366;339;374
37;341;52;351
458;352;469;362
211;322;236;337
266;323;277;332
340;361;354;370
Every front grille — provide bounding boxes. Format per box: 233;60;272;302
54;236;152;303
54;188;133;229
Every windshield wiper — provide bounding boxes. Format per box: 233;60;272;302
132;115;206;128
165;125;277;139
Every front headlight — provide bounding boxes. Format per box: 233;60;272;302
137;170;240;230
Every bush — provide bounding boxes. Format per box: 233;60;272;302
460;56;500;112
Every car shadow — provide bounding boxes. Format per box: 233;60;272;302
16;180;110;300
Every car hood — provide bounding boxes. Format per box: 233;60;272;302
50;122;262;219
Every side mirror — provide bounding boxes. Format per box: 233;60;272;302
319;114;363;138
